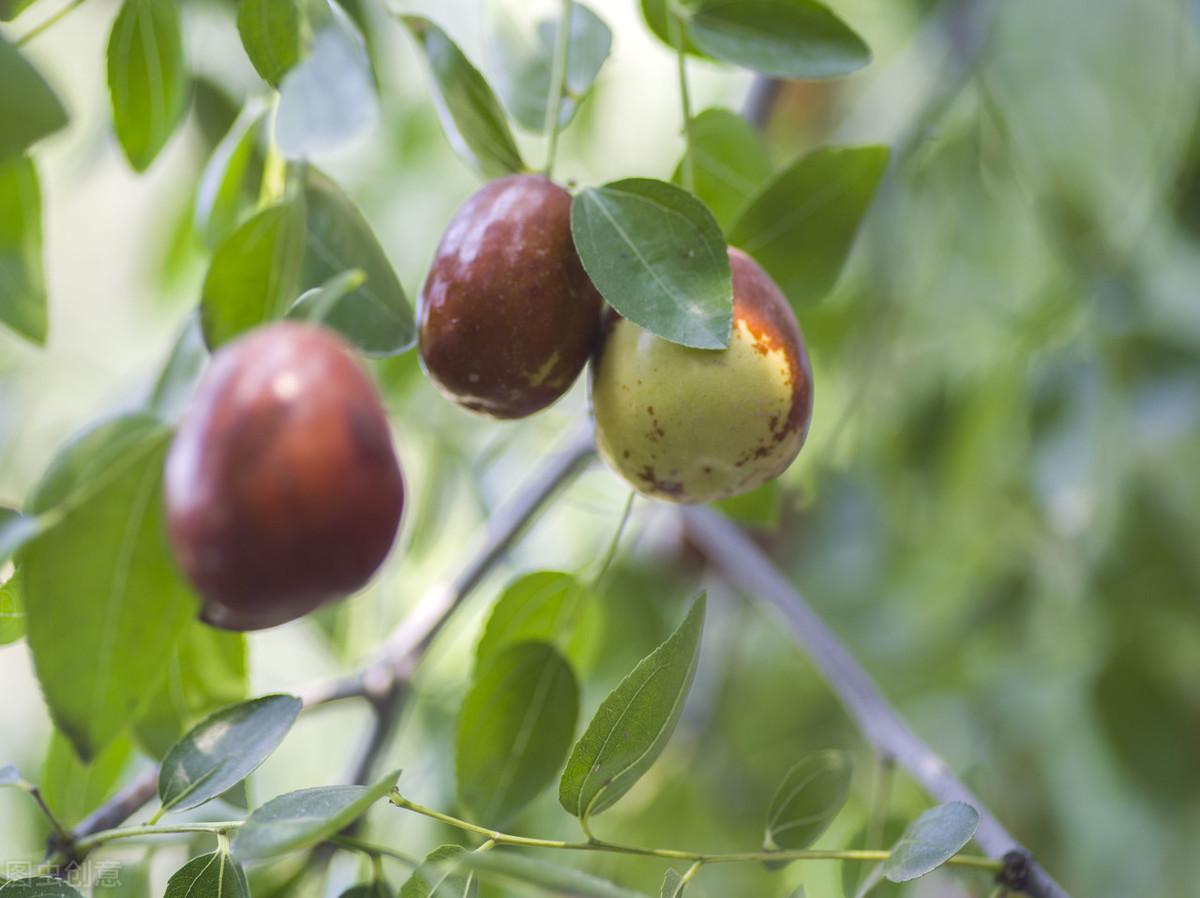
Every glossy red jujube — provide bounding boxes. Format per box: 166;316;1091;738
164;322;404;630
418;174;603;418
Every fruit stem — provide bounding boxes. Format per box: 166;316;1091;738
542;0;573;177
668;9;696;193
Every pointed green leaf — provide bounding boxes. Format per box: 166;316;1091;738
134;623;248;759
21;420;194;760
400;845;472;898
200;195;306;349
164;851;251;898
728;145;888;307
571;180;732;349
763;750;852;852
195;102;266;248
457;642;579;824
559;594;706;820
158;694;301;813
276;19;378;158
400;15;524;178
0;35;68;160
232;769;400;860
0;878;84;897
457;853;652;898
685;0;871;79
484;0;612;133
476;571;591;667
237;0;310;87
671;108;773;231
882;802;980;883
0;154;48;344
41;730;132;827
295;167;415;355
106;0;189;171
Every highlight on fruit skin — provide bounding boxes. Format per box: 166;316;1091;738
590;247;813;503
164;322;405;631
418;174;603;419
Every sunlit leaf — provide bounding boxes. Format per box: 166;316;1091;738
571;180;732;349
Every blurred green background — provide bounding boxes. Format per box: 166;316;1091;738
2;1;1198;897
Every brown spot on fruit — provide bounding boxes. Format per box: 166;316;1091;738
164;322;404;631
418;175;603;419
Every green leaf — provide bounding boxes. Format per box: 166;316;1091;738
659;869;685;898
237;0;310;87
232;769;400;860
685;0;871;79
841;820;904;898
41;730;132;827
713;479;781;528
106;0;189;171
639;0;707;57
400;845;472;898
476;571;591;668
158;694;301;814
134;623;248;759
276;18;378;159
294;167;415;355
0;567;22;645
0;154;48;344
288;269;366;323
728;145;888;307
338;883;392;898
164;851;251;898
200;195;306;350
21;421;195;760
571;179;732;349
881;801;980;883
672;108;773;231
0;878;85;897
0;0;39;22
146;313;209;424
0;35;68;160
401;16;524;178
484;0;612;133
559;594;706;820
457;853;652;898
195;102;266;248
763;750;853;852
457;642;579;824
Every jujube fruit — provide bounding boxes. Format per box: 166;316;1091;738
418;174;603;418
590;248;813;502
164;322;404;631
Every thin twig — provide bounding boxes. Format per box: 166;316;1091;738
679;505;1069;898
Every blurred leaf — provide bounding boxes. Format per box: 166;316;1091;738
640;0;706;57
146;313;208;424
457;642;579;824
713;480;781;528
672;108;774;231
659;869;685;898
0;154;47;344
571;179;732;349
21;421;194;761
841;820;904;898
475;571;590;667
559;594;706;820
237;0;310;87
164;851;251;898
484;0;612;133
158;694;301;814
400;16;524;178
232;770;400;860
294;167;415;355
134;623;248;759
685;0;870;79
0;565;22;645
195;102;266;249
457;853;652;898
200;195;306;350
0;0;39;21
106;0;189;171
0;35;67;160
276;18;378;158
288;269;366;323
763;750;852;852
339;883;392;898
400;845;471;898
93;858;151;898
882;801;979;882
41;730;132;827
0;878;84;897
729;146;887;307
